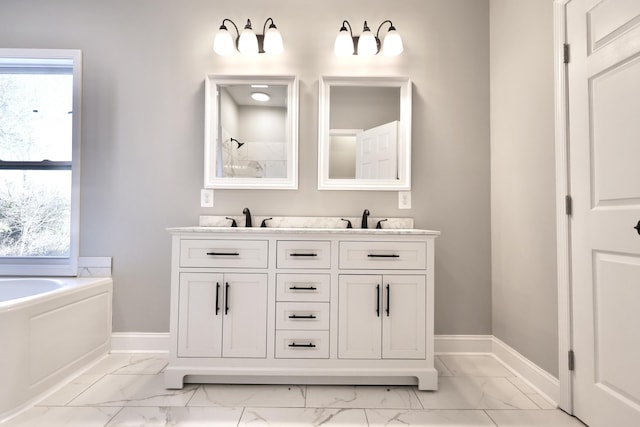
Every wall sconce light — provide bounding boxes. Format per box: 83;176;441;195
214;18;284;55
334;20;403;57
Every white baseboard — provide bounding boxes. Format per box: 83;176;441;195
491;336;560;404
110;332;559;405
110;333;169;353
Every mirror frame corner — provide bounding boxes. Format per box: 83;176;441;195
317;76;412;191
204;74;299;190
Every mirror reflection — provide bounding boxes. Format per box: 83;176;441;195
318;76;412;191
205;75;298;189
329;86;400;179
218;83;288;178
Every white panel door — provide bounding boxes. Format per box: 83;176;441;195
355;121;398;179
221;273;268;358
382;275;426;359
567;0;640;425
178;273;223;357
338;275;382;359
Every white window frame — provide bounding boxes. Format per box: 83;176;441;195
0;49;82;276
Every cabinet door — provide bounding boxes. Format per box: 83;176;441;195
178;273;223;357
382;275;426;359
222;273;268;358
338;275;382;359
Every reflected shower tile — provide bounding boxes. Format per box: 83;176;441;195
305;385;422;409
106;406;243;427
438;355;514;377
239;407;367;426
188;384;306;408
366;408;496;426
416;377;539;410
70;374;196;407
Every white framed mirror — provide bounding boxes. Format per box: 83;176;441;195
205;75;298;189
318;76;412;191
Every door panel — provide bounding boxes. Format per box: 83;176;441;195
567;0;640;424
222;273;267;358
178;273;223;357
355;121;398;179
338;275;382;359
382;275;426;359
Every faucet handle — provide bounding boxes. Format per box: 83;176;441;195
225;217;237;227
376;219;388;229
261;218;273;228
340;218;353;229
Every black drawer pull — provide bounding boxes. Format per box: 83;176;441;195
289;253;318;257
288;342;316;348
289;286;317;291
288;314;317;319
367;254;400;258
206;252;240;256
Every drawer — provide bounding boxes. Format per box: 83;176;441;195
276;302;330;330
277;240;331;269
180;239;268;268
276;274;330;302
339;241;426;270
275;330;329;359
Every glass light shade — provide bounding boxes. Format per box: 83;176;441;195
263;27;284;54
382;30;403;56
213;28;235;56
238;28;259;54
334;29;354;56
357;31;377;56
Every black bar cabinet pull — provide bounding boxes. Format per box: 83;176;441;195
289;286;317;291
288;314;317;319
376;284;380;317
289;253;318;257
368;254;400;258
288;342;316;348
206;252;240;256
225;282;230;315
215;282;220;315
386;284;390;316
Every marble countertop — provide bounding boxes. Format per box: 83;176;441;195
167;226;440;236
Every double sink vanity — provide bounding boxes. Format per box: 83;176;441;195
165;215;439;391
166;74;440;390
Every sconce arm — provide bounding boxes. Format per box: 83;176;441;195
220;18;240;37
375;20;395;39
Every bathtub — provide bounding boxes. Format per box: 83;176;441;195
0;277;113;421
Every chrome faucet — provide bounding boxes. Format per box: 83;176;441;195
361;209;370;229
242;208;252;227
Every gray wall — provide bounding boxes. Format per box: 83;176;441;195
490;0;558;376
0;1;492;339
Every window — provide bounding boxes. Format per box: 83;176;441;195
0;49;81;276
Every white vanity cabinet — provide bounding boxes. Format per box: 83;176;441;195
166;227;439;390
178;273;267;358
338;274;426;360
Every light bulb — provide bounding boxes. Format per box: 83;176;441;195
238;19;259;54
357;21;377;56
263;24;284;54
334;24;354;56
213;25;235;56
382;27;403;56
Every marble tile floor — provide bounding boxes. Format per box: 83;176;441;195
1;354;586;426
